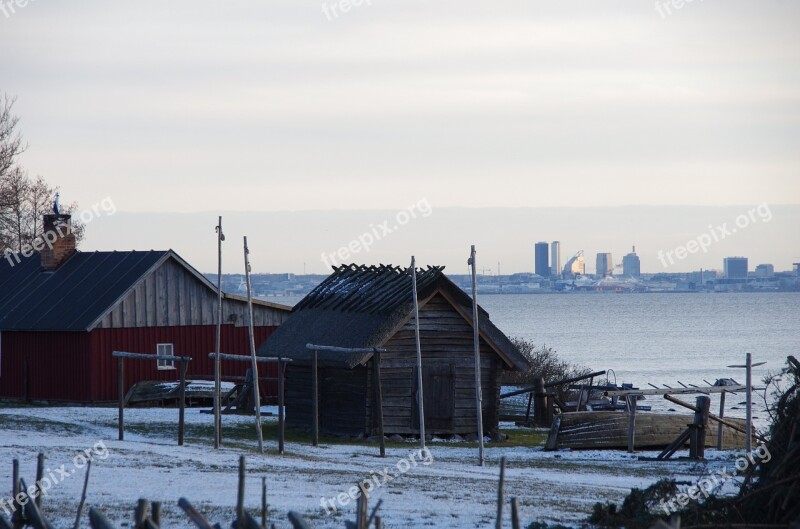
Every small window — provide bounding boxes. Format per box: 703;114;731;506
157;343;174;370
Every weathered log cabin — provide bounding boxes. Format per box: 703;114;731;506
258;264;529;438
0;214;291;402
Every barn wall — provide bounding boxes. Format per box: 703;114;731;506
95;258;290;329
0;331;92;401
376;294;502;435
89;325;278;402
285;364;369;436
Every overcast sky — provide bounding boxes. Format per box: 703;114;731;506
1;1;798;273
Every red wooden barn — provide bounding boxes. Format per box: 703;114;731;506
0;214;291;403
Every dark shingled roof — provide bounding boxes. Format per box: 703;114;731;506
0;251;169;331
0;250;290;332
258;264;529;371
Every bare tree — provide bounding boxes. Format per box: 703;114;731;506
1;93;83;254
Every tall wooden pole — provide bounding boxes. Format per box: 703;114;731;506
178;359;187;446
214;216;224;449
312;349;319;447
278;359;285;454
717;391;726;450
244;236;264;453
745;352;752;453
468;245;485;466
411;256;425;449
118;357;124;441
373;348;386;458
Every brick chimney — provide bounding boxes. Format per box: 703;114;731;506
40;214;76;271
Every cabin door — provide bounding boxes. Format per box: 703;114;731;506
413;364;455;433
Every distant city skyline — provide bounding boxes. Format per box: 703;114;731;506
76;205;800;275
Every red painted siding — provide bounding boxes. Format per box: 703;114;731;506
0;325;278;403
0;331;92;401
89;325;278;402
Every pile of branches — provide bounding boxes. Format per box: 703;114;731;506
589;355;800;529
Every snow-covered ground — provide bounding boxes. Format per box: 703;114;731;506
0;406;750;528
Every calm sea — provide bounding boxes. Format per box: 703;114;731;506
265;292;800;425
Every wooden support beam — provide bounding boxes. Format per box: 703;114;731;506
277;360;285;455
209;353;291;363
373;349;386;458
178;360;188;446
663;394;764;440
606;385;745;397
690;395;711;459
627;395;637;453
312;348;319;447
118;358;124;441
717;391;727;450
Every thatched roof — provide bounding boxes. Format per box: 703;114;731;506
257;264;529;371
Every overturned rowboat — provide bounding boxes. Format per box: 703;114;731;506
544;410;749;450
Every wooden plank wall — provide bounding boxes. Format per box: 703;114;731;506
285;364;368;436
374;294;502;435
95;258;289;329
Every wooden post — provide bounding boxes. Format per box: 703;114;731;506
118;357;124;441
468;245;485;465
545;389;554;424
533;376;548;427
525;392;533;424
151;502;161;528
278;360;285;454
495;457;506;529
717;391;726;450
373;349;386;457
178;359;187;446
243;236;264;454
627;395;637;453
35;452;44;509
11;459;21;529
236;456;245;529
214;216;224;450
73;459;92;529
410;256;426;450
261;477;268;529
511;497;521;529
693;395;711;459
745;352;752;453
134;499;148;529
312;349;319;447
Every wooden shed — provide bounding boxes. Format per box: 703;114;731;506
0;214;291;402
258;264;529;438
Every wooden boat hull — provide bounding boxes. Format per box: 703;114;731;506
545;411;749;450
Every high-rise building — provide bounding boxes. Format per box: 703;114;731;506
550;241;561;279
622;246;640;278
535;242;550;277
596;252;613;278
562;251;585;279
724;257;748;279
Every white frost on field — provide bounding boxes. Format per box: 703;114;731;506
0;406;751;528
